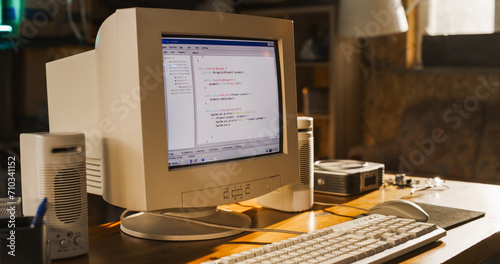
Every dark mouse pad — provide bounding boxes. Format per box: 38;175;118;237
415;203;485;230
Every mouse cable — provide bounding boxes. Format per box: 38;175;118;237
313;202;369;212
120;210;306;236
321;209;356;219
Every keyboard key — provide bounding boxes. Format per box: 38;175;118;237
274;242;286;249
241;250;255;259
385;237;400;246
375;240;392;250
409;227;429;238
355;238;378;247
290;236;303;245
270;256;283;263
218;256;236;264
284;239;294;247
420;223;438;232
263;244;277;253
367;244;384;254
350;250;366;260
381;232;396;239
321;254;357;264
250;247;264;256
345;234;367;241
363;247;376;257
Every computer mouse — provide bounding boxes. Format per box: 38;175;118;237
368;199;429;222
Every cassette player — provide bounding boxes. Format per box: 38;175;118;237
314;160;384;196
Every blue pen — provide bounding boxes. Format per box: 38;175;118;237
31;197;48;228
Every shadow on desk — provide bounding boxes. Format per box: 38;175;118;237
481;250;500;264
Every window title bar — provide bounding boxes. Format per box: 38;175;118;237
162;38;274;47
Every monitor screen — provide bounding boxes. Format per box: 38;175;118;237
162;36;282;168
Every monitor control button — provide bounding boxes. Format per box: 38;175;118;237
223;191;230;198
232;189;243;196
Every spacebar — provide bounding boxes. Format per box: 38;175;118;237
320;254;357;264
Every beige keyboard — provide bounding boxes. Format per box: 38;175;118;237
204;214;446;264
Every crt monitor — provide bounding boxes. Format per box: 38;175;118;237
46;8;299;241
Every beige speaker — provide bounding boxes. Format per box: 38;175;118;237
20;132;88;259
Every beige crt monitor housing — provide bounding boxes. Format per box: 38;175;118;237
47;8;299;240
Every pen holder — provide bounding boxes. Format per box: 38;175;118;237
0;217;50;264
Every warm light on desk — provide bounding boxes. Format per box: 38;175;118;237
100;222;121;228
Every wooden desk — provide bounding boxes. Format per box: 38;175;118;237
54;178;500;264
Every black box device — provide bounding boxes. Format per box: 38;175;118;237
314;160;384;196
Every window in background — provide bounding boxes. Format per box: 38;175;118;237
416;0;500;67
424;0;495;35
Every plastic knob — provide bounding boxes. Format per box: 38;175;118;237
60;239;69;247
74;236;83;245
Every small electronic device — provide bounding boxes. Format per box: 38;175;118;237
20;132;88;259
314;160;384;196
46;8;299;241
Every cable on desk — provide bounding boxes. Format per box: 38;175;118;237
321;209;357;219
313;202;369;212
314;202;369;219
120;210;306;236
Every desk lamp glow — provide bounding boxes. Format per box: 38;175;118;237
46;8;300;241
